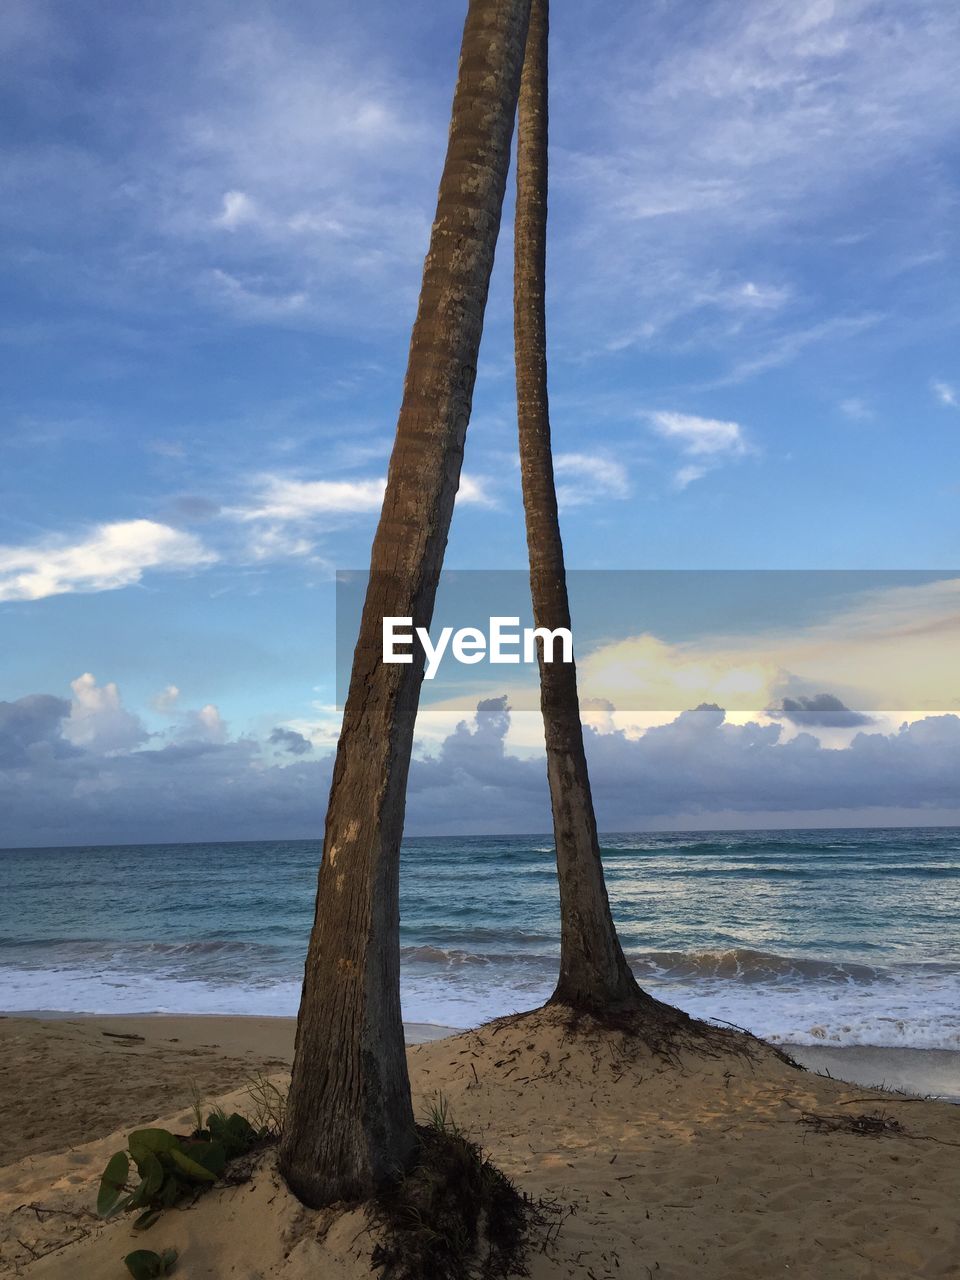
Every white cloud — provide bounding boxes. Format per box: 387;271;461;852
649;411;748;457
553;454;630;507
236;468;495;526
932;379;957;408
63;674;147;753
245;526;318;562
214;190;259;230
204;269;308;321
674;464;709;490
719;314;881;385
0;520;216;602
839;397;873;421
457;474;498;508
179;703;228;744
4;681;960;846
236;475;386;522
734;281;791;310
152;684;181;713
552;0;960;374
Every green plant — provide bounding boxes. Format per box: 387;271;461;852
243;1072;287;1137
96;1112;262;1231
123;1248;177;1279
424;1092;462;1139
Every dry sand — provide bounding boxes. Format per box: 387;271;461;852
1;1011;959;1279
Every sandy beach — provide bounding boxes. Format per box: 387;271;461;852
2;1011;959;1279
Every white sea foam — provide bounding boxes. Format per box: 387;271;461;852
5;960;959;1051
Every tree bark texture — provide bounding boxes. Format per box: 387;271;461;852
280;0;532;1209
514;0;644;1013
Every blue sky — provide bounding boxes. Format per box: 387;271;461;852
2;0;959;843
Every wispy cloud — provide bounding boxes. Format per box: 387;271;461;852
649;411;749;457
553;454;630;507
0;520;216;603
716;314;881;386
839;397;873;421
553;0;960;377
932;379;957;408
202;269;308;322
235;475;386;523
645;410;752;489
673;464;709;491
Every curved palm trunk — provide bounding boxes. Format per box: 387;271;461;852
514;0;643;1013
280;0;532;1210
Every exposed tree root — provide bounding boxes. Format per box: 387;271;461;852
370;1120;557;1280
485;997;804;1075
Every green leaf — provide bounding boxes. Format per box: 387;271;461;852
123;1248;177;1279
133;1207;163;1231
169;1146;218;1183
160;1177;183;1208
185;1139;227;1177
127;1178;149;1211
138;1151;165;1197
97;1151;130;1218
207;1112;257;1158
128;1129;179;1161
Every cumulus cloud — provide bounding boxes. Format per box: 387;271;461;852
0;520;216;602
457;474;498;508
63;674;148;753
269;726;313;755
0;694;72;767
152;685;181;713
767;693;874;729
177;704;228;744
2;685;960;847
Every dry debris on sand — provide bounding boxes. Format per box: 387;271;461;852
2;1007;960;1279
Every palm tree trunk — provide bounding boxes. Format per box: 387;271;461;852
514;0;644;1013
279;0;532;1209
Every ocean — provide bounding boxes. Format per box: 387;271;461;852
1;827;958;1050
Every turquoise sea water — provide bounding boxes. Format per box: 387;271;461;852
1;828;959;1049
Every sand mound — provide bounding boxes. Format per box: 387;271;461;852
3;1008;960;1279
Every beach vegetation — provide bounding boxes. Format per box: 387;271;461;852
243;1070;287;1136
96;1111;261;1229
123;1248;178;1279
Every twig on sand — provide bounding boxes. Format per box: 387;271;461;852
14;1203;95;1222
798;1109;905;1136
793;1102;960;1146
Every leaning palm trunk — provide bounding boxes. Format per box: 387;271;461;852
514;0;643;1013
280;0;532;1210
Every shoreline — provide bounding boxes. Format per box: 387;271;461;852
3;1009;454;1050
5;1009;959;1101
